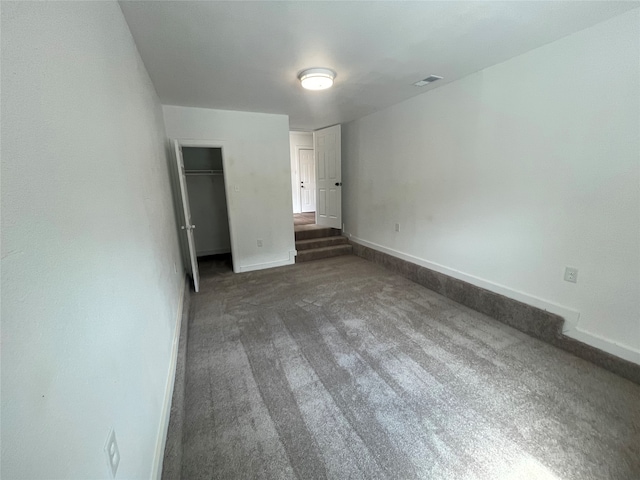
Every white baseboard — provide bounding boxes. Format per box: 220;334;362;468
563;325;640;364
151;274;187;480
237;256;295;273
350;235;639;365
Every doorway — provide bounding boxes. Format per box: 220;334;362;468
289;126;349;264
182;147;231;257
174;140;235;292
299;148;316;213
290;131;315;221
289;126;342;231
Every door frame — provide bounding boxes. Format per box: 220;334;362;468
174;138;238;274
297;146;316;213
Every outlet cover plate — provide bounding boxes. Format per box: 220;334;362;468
564;267;578;283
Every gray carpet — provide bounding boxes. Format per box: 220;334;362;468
178;255;640;480
294;212;316;226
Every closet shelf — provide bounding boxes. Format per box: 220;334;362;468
185;169;223;176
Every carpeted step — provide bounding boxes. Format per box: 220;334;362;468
295;236;349;251
294;225;341;241
296;244;353;262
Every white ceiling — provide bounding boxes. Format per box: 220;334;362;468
119;1;637;131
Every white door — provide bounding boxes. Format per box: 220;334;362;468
314;125;341;229
174;140;200;293
299;148;316;213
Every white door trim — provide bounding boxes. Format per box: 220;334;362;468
174;138;238;274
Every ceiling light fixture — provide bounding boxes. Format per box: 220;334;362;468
298;68;336;90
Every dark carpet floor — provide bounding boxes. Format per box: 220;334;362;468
176;255;640;480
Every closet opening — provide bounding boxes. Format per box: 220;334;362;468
177;144;234;291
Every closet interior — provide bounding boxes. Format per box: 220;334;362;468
182;147;232;259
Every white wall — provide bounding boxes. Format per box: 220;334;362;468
343;9;640;364
1;2;185;479
289;131;314;214
163;106;296;272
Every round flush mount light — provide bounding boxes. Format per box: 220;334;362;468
298;68;336;90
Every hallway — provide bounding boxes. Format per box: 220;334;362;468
294;211;316;226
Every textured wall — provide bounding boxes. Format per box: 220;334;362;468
1;2;184;478
343;9;640;363
163;105;295;272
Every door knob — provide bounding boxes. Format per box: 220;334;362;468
335;182;342;186
301;185;305;188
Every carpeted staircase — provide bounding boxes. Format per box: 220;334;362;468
295;225;352;262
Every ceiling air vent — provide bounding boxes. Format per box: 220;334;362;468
413;75;443;87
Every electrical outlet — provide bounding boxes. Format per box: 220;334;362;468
395;223;400;232
104;429;120;478
564;267;578;283
257;239;263;247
